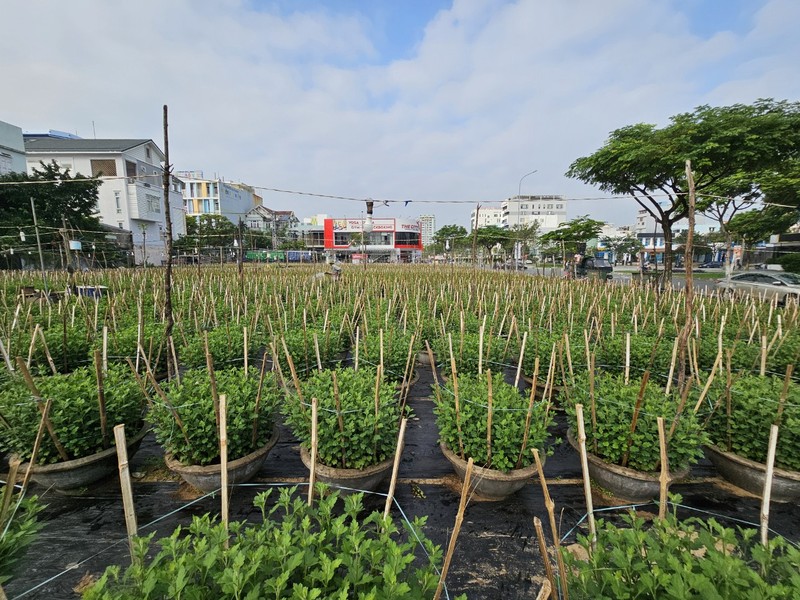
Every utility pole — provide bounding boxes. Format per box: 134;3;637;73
471;204;481;267
61;215;72;269
161;104;176;379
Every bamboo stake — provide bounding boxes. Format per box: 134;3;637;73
760;424;779;547
36;326;57;375
533;517;557;600
308;397;318;506
243;326;249;374
113;424;138;564
426;340;443;404
0;458;20;526
589;352;598;454
313;333;322;372
621;371;650;469
219;393;229;546
514;330;528;389
204;332;220;428
0;339;13;372
448;333;465;458
516;356;540;468
624;332;631;385
652;415;670;521
15;357;70;461
575;404;596;551
383;417;408;518
432;457;474;600
20;399;52;496
486;369;493;467
102;325;108;375
760;335;767;376
94;350;109;449
354;325;360;371
533;448;569;600
535;580;552;600
665;337;679;396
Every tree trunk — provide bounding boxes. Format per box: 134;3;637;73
662;222;674;283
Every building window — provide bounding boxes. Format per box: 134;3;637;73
146;194;161;213
118;222;124;229
91;159;117;177
145;147;151;159
547;204;553;209
126;161;137;181
334;232;351;246
203;199;210;213
556;204;563;209
521;204;528;209
114;191;122;213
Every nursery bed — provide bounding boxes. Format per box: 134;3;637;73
4;363;800;600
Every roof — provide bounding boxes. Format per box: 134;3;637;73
23;136;153;154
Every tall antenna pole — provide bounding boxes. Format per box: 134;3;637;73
30;198;49;294
162;105;175;378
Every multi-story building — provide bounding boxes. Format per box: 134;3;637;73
501;195;567;233
470;205;504;229
245;206;300;247
24;132;186;266
176;171;260;224
323;217;422;263
419;215;435;247
0;121;26;175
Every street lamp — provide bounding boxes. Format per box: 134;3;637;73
515;170;537;265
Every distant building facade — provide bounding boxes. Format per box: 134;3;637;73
323;217;422;263
501;195;567;233
470;206;504;229
0;121;26;175
177;171;260;223
24;133;186;266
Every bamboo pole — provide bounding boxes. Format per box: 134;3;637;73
657;416;669;520
0;339;13;372
575;404;596;551
535;580;553;600
621;371;650;469
113;424;138;564
308;397;319;506
760;424;779;547
383;417;408;518
94;349;109;449
219;393;229;546
448;333;465;458
15;357;70;461
433;457;474;600
486;370;493;467
533;517;557;600
516;356;540;468
20;399;52;496
533;448;569;600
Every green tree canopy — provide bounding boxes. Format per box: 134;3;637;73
567;99;800;277
433;224;469;249
601;234;642;261
727;206;800;248
474;225;511;255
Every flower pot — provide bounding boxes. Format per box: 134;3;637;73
165;426;279;492
299;446;394;493
439;442;540;501
705;444;800;502
417;351;432;366
17;425;149;492
567;429;688;502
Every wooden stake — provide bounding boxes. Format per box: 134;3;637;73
486;370;493;466
20;399;52;496
535;580;553;600
575;404;596;551
433;457;474;600
383;417;408;518
308;397;318;506
657;416;669;520
533;448;569;600
15;357;70;461
113;424;138;564
760;424;779;547
219;393;229;546
243;326;249;374
0;339;13;372
94;349;109;449
621;371;650;469
624;332;631;385
533;517;557;600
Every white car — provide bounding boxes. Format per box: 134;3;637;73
716;272;800;304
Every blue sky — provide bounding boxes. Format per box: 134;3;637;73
2;0;799;229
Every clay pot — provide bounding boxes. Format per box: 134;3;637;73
18;425;148;492
567;429;688;502
165;426;279;492
440;442;540;501
299;446;394;493
705;444;800;502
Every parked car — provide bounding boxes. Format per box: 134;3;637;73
700;261;725;269
716;272;800;304
575;256;613;280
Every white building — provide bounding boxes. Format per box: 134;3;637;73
0;121;26;175
501;195;567;233
24;133;186;266
176;171;259;224
419;215;435;247
470;205;504;229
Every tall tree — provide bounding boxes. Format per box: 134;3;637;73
433;224;469;249
539;216;605;265
567;99;800;279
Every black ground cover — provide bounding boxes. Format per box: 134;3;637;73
4;363;800;599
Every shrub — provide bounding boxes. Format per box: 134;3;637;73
150;367;277;466
282;367;405;469
435;371;554;472
704;374;800;471
565;372;707;472
563;502;800;599
83;487;463;599
0;365;145;464
0;494;44;585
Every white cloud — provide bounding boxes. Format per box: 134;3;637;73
1;0;798;228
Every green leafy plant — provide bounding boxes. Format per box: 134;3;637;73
0;493;44;585
282;367;405;469
83;486;464;600
704;374;800;471
565;372;707;472
432;332;503;375
358;331;418;382
180;327;247;369
563;500;800;599
279;327;348;376
435;371;554;472
0;365;145;464
150;367;277;466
